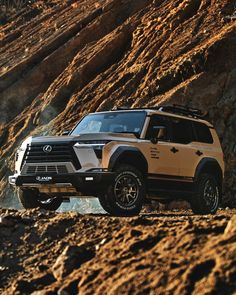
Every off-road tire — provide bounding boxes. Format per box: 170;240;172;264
18;189;62;211
191;173;220;214
99;165;145;216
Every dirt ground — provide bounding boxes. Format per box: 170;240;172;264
0;208;236;294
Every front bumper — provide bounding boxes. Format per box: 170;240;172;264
9;171;115;195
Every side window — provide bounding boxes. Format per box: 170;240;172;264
193;122;213;144
146;115;171;141
170;118;194;144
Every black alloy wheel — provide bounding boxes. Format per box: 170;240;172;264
99;164;145;216
191;173;220;214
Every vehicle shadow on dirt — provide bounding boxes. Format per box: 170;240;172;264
86;211;194;218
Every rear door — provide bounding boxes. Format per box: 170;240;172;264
168;117;203;178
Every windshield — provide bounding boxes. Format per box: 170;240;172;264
71;111;146;138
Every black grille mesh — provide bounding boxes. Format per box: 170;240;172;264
26;165;68;174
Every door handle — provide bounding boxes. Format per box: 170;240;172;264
196;150;203;156
170;147;179;153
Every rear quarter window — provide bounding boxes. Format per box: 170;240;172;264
193;122;213;144
170;118;194;144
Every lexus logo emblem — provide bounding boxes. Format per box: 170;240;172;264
43;145;52;153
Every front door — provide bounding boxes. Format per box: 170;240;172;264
142;114;180;177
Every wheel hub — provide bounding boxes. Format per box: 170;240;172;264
114;174;139;207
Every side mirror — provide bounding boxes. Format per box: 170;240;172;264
150;126;166;144
62;131;70;136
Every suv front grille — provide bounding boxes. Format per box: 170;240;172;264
26;165;68;175
23;143;81;170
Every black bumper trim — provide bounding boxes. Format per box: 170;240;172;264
14;172;115;194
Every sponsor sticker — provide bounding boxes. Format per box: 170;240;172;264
36;176;53;182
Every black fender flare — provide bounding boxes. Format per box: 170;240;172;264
108;146;148;173
194;157;223;184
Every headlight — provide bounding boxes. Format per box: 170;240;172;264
74;141;109;159
74;141;109;149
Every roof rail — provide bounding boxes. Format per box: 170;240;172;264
159;104;206;119
112;106;160;111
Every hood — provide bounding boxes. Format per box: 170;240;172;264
31;133;139;144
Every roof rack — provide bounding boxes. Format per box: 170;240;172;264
159;104;206;119
112;104;206;119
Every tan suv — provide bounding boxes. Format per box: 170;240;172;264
9;105;224;215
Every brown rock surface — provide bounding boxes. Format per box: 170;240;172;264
0;0;236;207
0;208;236;294
52;244;95;281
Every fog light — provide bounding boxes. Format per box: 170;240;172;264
85;177;94;181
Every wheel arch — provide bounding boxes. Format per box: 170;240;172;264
108;146;148;175
194;158;223;187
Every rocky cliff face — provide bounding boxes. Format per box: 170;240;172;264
0;0;236;206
